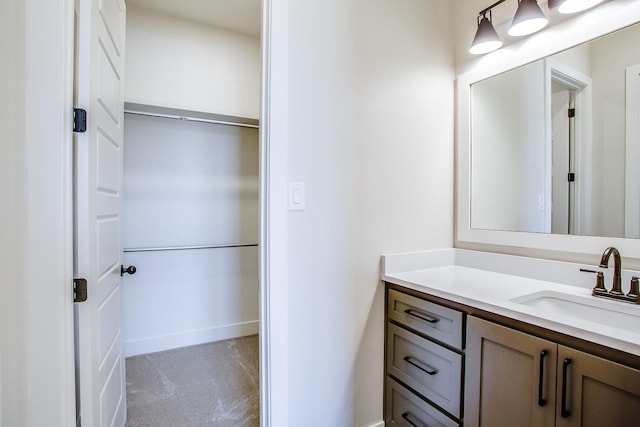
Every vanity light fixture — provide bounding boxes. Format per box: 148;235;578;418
470;0;607;55
469;11;503;55
470;0;548;55
508;0;548;36
548;0;605;14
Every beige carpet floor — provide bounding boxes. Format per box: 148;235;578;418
125;335;259;427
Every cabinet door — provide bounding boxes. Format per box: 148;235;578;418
465;317;556;427
556;345;640;427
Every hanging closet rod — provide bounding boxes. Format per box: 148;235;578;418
123;243;259;253
123;102;260;129
124;110;260;129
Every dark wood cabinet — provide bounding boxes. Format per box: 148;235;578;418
465;316;640;427
385;289;464;426
385;282;640;427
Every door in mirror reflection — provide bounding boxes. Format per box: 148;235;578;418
551;83;573;235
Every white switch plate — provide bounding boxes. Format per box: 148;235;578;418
288;182;305;210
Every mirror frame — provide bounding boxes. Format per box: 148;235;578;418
456;1;640;259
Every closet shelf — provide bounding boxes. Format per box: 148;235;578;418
123;243;258;253
124;102;259;129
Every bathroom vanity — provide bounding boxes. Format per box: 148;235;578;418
382;249;640;427
389;2;640;426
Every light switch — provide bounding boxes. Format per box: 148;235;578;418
288;182;305;210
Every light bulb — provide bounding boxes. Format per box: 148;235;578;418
559;0;605;14
508;0;548;37
469;15;503;55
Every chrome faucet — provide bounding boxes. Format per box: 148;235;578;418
599;247;623;296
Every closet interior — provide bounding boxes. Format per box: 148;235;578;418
121;1;261;425
122;104;259;357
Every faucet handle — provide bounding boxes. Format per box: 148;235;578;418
628;277;639;299
580;268;607;295
594;271;606;293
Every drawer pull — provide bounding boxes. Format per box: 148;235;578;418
404;356;437;376
404;309;439;324
401;411;428;427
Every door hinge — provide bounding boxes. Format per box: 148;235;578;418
568;108;576;118
73;278;88;303
568;172;576;182
73;108;87;133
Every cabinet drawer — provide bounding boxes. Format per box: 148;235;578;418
387;323;462;418
386;377;460;427
388;289;463;349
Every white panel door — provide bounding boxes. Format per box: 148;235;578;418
75;0;127;425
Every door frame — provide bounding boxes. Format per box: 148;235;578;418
22;0;290;426
544;59;593;236
20;0;76;425
258;0;289;425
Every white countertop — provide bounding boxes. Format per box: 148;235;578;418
381;249;640;357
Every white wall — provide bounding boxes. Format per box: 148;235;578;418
123;117;259;248
550;43;592;77
125;6;261;119
286;0;455;425
122;115;259;356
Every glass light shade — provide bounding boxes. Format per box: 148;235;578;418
559;0;605;14
508;0;548;37
469;15;503;55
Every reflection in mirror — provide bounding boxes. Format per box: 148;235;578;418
470;23;640;239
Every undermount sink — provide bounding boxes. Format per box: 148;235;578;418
511;290;640;334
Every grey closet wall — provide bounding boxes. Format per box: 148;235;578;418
122;113;259;356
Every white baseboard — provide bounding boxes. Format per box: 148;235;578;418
124;320;259;357
367;422;384;427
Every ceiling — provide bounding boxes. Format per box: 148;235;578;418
126;0;261;38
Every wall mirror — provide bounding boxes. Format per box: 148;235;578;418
457;2;640;258
471;23;640;239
